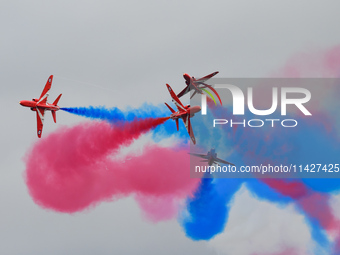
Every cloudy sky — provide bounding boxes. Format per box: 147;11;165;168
2;1;340;254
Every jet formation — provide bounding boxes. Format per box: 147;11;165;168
19;71;218;145
164;71;221;144
20;72;233;166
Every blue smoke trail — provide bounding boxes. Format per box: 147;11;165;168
61;103;167;122
180;175;297;241
61;103;188;142
245;178;293;204
180;176;243;240
61;106;125;122
182;98;340;251
305;215;331;254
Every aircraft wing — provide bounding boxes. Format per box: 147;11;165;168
38;75;53;104
214;157;235;166
189;152;208;159
166;84;186;113
36;107;45;138
182;115;196;144
195;71;218;82
177;85;191;98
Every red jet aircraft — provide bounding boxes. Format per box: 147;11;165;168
165;84;201;144
189;148;235;166
177;71;222;105
19;75;62;138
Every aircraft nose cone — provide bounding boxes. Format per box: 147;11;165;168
183;73;191;85
19;101;23;105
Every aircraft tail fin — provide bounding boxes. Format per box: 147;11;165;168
165;103;179;131
165;102;175;113
53;94;62;105
51;110;57;123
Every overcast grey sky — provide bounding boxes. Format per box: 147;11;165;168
2;1;340;254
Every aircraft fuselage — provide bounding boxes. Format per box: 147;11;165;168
169;105;201;120
183;73;203;94
19;100;60;111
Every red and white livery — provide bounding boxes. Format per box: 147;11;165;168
165;84;201;144
19;75;62;138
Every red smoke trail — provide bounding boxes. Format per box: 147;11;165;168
299;194;340;233
298;193;340;255
260;179;309;199
271;45;340;253
260;179;340;254
24;118;200;220
272;45;340;78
